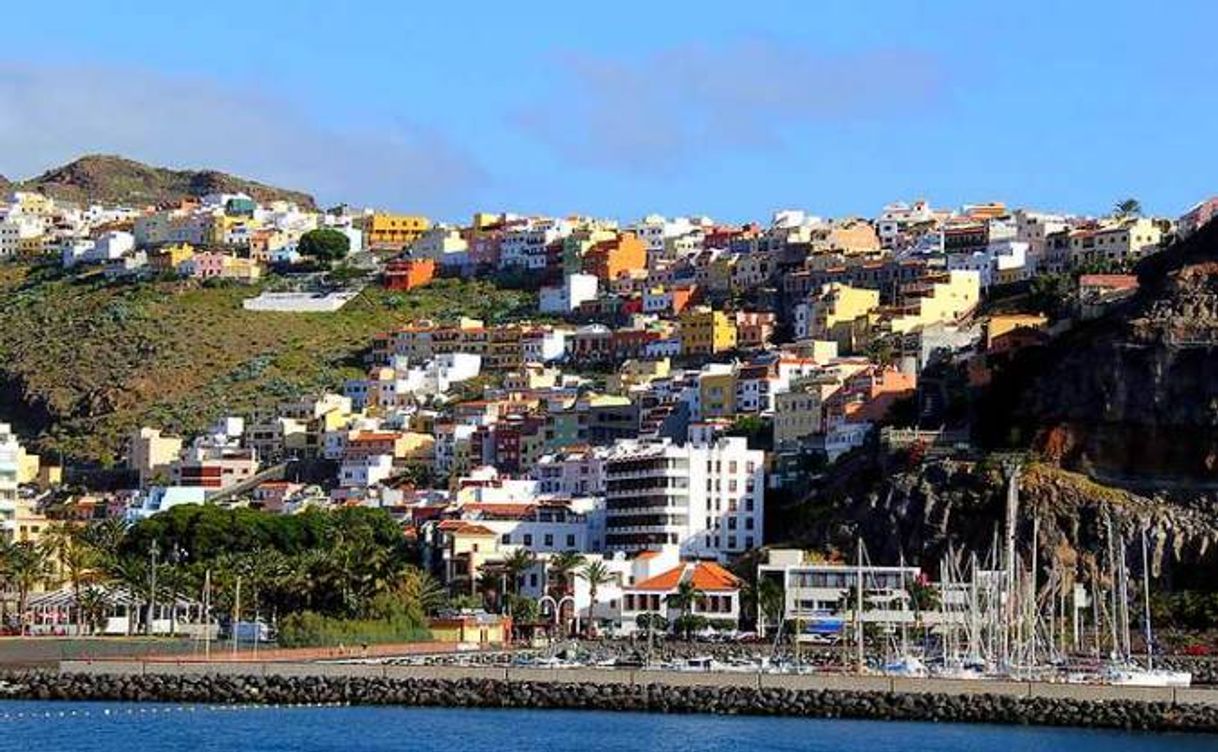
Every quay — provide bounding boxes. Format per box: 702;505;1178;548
53;658;1218;707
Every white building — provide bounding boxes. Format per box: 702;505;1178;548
124;486;209;523
499;219;572;270
877;200;935;248
620;558;742;633
0;424;21;537
539;273;599;313
0;215;44;258
410;226;469;264
603;436;764;560
946;240;1029;289
755;548;971;637
339;453;395;489
532;447;605;497
94;230;136;260
522;328;568;363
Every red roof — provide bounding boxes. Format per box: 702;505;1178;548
690;562;741;592
631;566;685;592
630;562;741;593
1079;274;1138;290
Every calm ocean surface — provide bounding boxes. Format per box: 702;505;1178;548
0;702;1212;751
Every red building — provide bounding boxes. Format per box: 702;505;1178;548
384;258;436;291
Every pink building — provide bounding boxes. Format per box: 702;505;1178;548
188;251;227;279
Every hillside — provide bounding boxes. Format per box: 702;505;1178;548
971;218;1218;484
12;155;316;209
0;268;534;465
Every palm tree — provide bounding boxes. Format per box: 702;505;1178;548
577;560;615;637
546;551;586;636
666;579;705;639
743;576;785;630
502;548;536;594
76;585;111;636
547;550;586;598
43;522;97;634
1113;198;1142;220
4;543;53;635
396;566;444;615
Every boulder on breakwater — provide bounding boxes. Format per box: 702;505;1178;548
3;671;1218;734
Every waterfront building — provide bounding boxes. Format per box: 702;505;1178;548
603;436;763;559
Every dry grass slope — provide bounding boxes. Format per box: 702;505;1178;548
0;267;534;464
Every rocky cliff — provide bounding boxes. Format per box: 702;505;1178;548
971;220;1218;485
781;457;1218;587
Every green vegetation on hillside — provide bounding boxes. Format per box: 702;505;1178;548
0;266;534;464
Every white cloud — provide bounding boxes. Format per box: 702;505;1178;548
514;39;944;174
0;62;485;213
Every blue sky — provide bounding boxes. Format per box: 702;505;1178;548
1;1;1215;222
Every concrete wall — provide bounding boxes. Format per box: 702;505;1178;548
56;660;1218;706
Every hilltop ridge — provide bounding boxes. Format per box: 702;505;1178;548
8;154;316;209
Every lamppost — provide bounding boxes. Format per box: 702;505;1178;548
147;540;160;636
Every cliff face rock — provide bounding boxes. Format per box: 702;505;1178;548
786;458;1218;586
1012;221;1218;483
12;155;315;209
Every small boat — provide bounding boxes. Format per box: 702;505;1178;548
1105;665;1192;688
882;656;929;678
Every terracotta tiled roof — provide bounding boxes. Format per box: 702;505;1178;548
630;565;685;592
456;524;498;536
690;562;741;592
630;561;741;593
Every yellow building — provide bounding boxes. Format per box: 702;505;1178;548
808;283;880;353
428;612;510;646
128;427;184;487
607;358;671;393
888;270;981;334
824;220;881;255
150;243;195;273
698;366;737;419
680;306;737;357
366;213;431;249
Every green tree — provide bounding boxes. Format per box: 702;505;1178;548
666;579;706;639
578;560;616;637
297;228;351;265
502;549;536;594
2;543;53;635
547;550;586;598
1113;198;1142;219
43;522;98;632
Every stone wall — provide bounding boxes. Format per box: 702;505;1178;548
7;668;1218;733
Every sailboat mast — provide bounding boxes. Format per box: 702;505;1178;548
855;538;864;673
1002;463;1020;670
1141;529;1154;671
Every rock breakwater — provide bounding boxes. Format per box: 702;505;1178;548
5;671;1218;734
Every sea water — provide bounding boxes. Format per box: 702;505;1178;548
0;702;1212;751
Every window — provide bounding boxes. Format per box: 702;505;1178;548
566;534;575;547
523;534;533;546
544;533;554;547
501;534;511;544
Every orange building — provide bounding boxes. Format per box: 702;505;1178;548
384;258;436;291
583;232;647;283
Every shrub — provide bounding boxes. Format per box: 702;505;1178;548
277;610;430;648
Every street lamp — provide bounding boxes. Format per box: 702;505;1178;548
147;540;160;636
